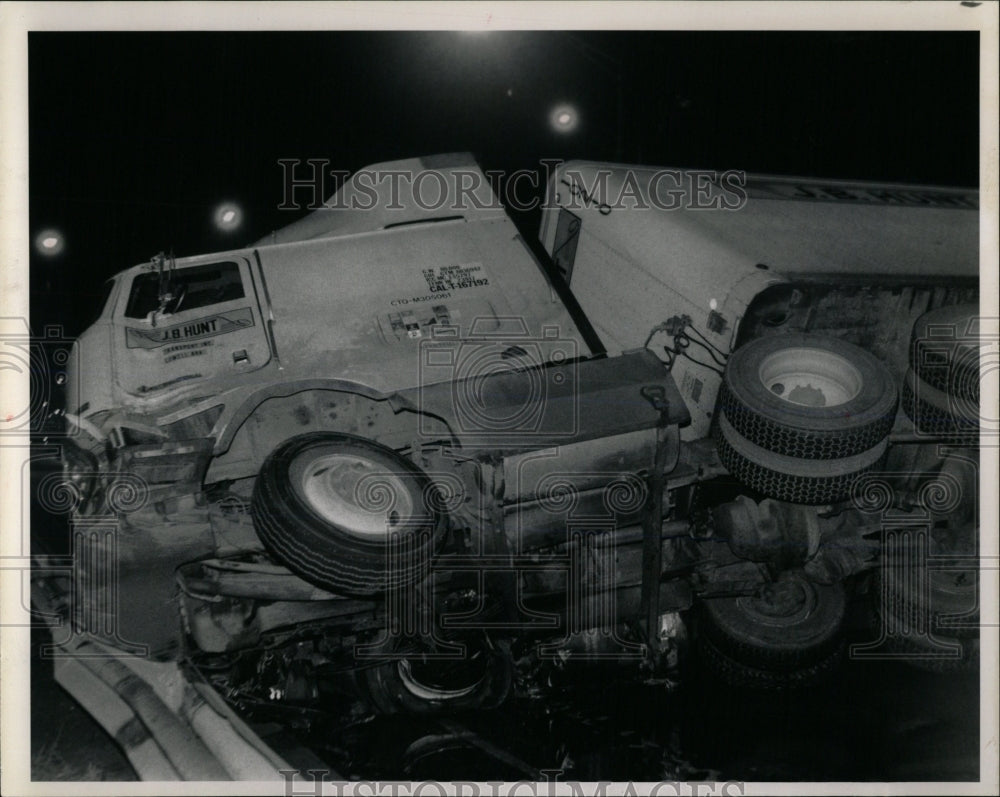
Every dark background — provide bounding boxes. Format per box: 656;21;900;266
29;30;979;337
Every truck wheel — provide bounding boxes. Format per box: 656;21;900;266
361;634;513;715
696;633;844;690
716;412;887;504
910;304;980;404
718;333;898;460
901;369;979;440
251;432;447;597
870;596;980;674
875;551;979;640
698;571;846;688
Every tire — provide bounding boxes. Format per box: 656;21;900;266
696;632;845;690
401;737;497;780
910;304;980;404
698;571;846;688
875;548;979;640
870;538;981;673
901;368;979;440
870;602;980;674
251;432;447;597
716;412;887;504
718;333;898;460
361;634;513;715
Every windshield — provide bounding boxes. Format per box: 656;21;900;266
124;261;245;320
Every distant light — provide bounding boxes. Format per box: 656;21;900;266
549;104;579;134
214;202;242;232
34;228;64;256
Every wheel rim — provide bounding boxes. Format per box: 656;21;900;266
757;347;863;408
294;452;415;537
396;651;488;700
737;574;819;627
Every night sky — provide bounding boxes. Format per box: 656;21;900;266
28;30;979;337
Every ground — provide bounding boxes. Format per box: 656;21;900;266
28;609;981;783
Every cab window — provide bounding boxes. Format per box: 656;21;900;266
124;261;245;319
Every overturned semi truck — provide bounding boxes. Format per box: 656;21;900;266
35;153;983;779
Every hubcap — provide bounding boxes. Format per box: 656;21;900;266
758;347;862;408
295;452;414;537
738;574;818;627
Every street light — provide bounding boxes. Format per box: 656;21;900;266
34;228;64;256
549;103;580;133
214;202;242;232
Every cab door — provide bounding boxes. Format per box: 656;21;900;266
113;255;272;398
